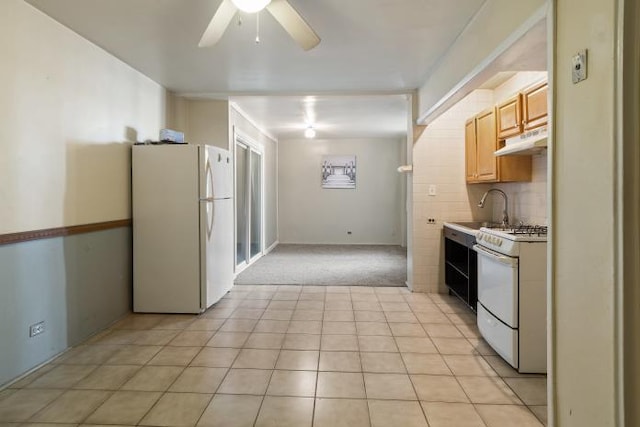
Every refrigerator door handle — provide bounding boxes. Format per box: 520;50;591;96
199;197;215;202
207;199;214;239
206;158;215;200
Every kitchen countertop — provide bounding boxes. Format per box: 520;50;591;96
443;221;487;236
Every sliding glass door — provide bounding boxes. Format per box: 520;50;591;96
250;150;262;259
236;144;248;265
235;137;263;270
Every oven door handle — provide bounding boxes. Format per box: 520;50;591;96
473;244;518;266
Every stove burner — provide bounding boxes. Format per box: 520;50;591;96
508;225;548;236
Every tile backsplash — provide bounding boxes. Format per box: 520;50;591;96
492;153;548;226
411;72;549;293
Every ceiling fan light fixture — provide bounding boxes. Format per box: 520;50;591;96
305;126;316;139
231;0;271;13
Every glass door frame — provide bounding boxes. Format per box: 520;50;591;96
233;128;265;274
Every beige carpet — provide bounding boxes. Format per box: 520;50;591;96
234;244;407;286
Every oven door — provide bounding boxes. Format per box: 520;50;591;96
473;244;519;328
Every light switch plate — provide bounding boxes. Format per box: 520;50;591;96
572;49;588;84
428;184;437;196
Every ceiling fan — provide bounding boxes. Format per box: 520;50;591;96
199;0;320;51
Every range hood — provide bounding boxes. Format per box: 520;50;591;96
495;126;548;157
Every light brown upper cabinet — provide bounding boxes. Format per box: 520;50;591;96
476;108;499;182
497;94;523;140
466;107;532;184
522;81;548;131
465;118;477;181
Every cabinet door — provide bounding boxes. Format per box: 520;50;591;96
523;82;548;131
497;94;523;139
476;108;498;182
465;118;478;182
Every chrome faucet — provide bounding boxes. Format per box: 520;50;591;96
478;189;509;227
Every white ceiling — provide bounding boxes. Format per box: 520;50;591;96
23;0;495;139
229;94;409;139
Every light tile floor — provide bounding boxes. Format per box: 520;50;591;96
0;285;547;427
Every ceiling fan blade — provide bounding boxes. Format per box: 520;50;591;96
266;0;320;51
198;0;238;47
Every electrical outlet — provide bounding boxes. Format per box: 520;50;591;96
427;218;437;224
29;321;45;337
572;49;588;84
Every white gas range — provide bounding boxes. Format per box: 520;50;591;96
474;225;547;374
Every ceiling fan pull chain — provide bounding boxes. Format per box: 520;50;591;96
255;12;260;44
198;0;320;50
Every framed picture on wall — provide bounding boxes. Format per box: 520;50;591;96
321;155;356;189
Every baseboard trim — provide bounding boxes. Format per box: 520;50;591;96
0;351;63;390
234;241;279;279
265;240;279;255
0;309;132;390
0;219;132;246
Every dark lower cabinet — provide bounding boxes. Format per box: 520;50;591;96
443;225;478;311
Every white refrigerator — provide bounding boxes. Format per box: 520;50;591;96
132;144;234;313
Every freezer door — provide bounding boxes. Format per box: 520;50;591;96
200;198;235;309
200;145;233;200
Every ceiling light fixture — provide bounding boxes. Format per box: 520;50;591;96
305;126;316;139
231;0;271;13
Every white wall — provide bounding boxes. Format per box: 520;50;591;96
417;0;546;119
412;91;493;293
187;100;229;149
0;0;167;234
553;0;619;424
405;95;417;289
279;138;403;245
0;0;166;386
